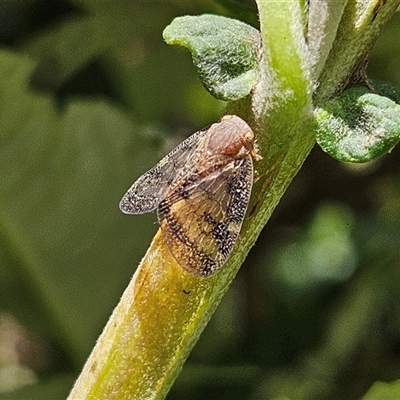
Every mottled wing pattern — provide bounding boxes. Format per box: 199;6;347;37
119;129;208;214
157;156;253;277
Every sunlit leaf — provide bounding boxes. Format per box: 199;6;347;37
163;14;261;101
315;85;400;162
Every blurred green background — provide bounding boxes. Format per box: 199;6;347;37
0;1;400;399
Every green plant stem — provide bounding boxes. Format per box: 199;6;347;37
68;1;400;399
316;0;400;104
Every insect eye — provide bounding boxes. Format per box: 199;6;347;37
244;130;254;143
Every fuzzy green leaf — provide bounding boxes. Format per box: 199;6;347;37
315;86;400;163
163;14;261;101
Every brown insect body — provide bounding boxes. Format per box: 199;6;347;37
120;115;260;277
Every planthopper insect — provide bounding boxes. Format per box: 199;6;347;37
119;115;261;277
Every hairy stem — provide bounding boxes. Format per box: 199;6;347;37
68;1;400;399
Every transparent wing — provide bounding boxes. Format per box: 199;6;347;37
157;156;253;276
119;128;208;214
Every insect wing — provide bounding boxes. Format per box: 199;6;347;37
119;128;208;214
158;156;253;276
